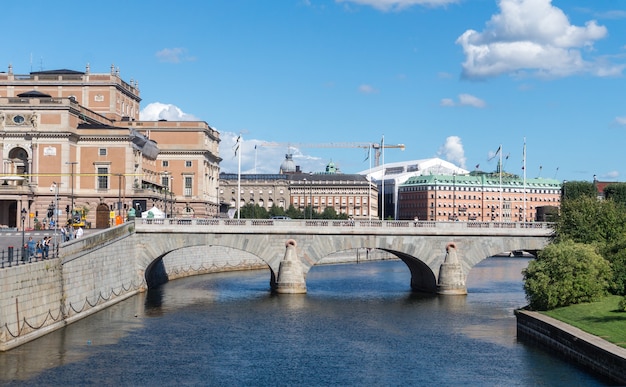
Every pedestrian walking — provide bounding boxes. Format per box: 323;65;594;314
27;236;36;258
43;236;50;259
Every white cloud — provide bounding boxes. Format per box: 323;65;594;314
440;98;455;107
218;133;327;175
358;84;378;94
156;48;195;63
458;93;486;108
614;116;626;126
437;136;466;169
337;0;458;12
603;170;619;179
456;0;617;79
139;102;200;121
440;93;485;108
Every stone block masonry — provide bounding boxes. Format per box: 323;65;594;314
516;309;626;385
0;259;64;350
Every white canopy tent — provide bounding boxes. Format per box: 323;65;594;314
141;205;166;219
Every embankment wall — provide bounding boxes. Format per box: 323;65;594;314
516;309;626;385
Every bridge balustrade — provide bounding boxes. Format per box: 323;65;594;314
137;218;553;231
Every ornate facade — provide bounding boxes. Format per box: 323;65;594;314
219;156;378;219
0;65;220;229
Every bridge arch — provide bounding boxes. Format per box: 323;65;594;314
135;219;552;294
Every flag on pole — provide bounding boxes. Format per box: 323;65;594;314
522;140;526;170
233;135;241;157
488;145;501;161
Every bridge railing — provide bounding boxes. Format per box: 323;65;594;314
136;218;554;231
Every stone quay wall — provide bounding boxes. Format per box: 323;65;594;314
516;309;626;385
0;259;64;350
60;223;143;328
0;223;142;351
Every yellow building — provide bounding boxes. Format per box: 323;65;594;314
0;64;220;229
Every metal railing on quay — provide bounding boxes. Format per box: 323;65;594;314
0;246;57;269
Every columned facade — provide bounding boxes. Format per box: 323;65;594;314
0;64;220;229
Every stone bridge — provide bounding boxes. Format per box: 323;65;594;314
1;219;553;351
135;218;553;294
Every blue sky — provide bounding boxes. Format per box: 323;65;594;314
4;0;626;182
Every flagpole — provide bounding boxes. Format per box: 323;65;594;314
368;144;372;221
523;138;526;223
381;135;385;221
254;145;257;174
499;143;503;222
237;135;242;219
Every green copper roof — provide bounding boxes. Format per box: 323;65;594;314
402;173;561;188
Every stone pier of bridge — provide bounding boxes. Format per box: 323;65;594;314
0;219;552;350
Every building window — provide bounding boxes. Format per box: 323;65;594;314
97;167;109;189
185;161;192;167
161;176;170;188
99;148;107;156
184;176;193;196
162;160;169;167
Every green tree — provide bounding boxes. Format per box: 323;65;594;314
285;204;302;220
523;241;612;310
238;203;268;219
562;180;596;201
268;205;287;218
601;237;626;296
321;206;339;219
603;183;626;207
553;195;626;246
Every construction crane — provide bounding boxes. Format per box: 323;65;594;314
258;142;405;167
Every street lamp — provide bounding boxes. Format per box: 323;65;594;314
162;172;170;218
66;161;78;223
51;182;59;257
21;207;27;261
170;177;174;218
309;173;313;220
452;173;456;221
433;178;437;221
303;178;307;219
117;174;123;217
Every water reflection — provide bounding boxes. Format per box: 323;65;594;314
0;295;146;383
0;258;608;386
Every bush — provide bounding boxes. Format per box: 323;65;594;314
619;297;626;312
523;241;612;310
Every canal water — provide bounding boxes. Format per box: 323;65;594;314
0;258;608;386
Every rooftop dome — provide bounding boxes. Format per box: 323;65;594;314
279;154;296;174
325;160;338;174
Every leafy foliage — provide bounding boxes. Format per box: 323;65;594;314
601;236;626;295
603;183;626;206
561;180;597;201
285;204;303;219
619;297;626;312
523;241;612;310
238;203;268;219
553;195;626;246
236;203;353;220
